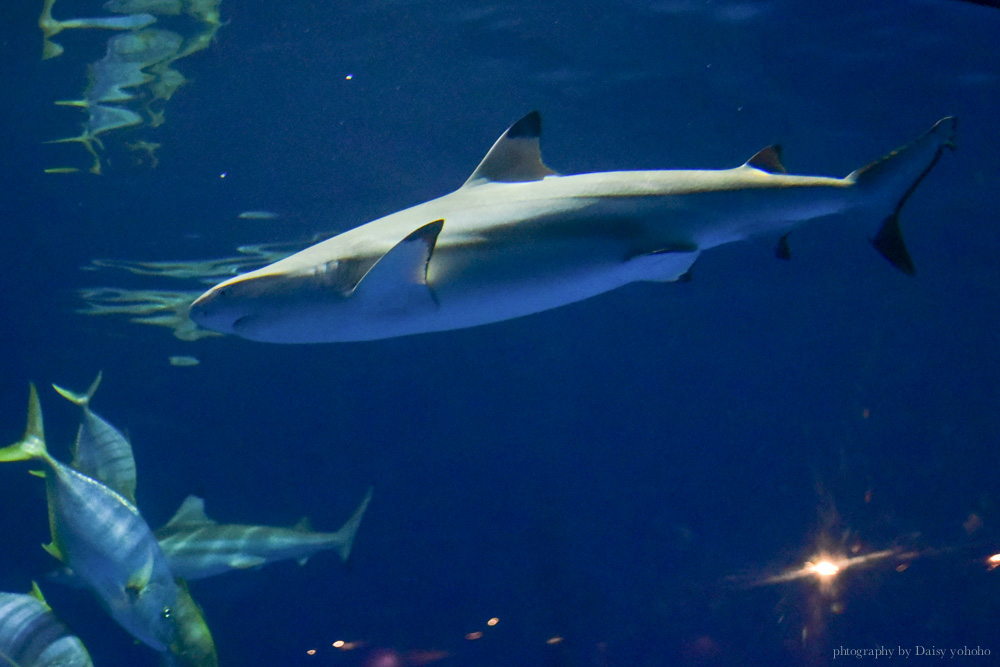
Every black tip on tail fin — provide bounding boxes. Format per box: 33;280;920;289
871;213;915;275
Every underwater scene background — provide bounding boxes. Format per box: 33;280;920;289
1;0;999;665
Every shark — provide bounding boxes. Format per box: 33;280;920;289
189;111;956;343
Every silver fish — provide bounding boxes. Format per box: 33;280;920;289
0;385;177;651
53;372;137;504
0;582;93;667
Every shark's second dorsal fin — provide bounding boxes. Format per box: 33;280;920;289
745;145;786;174
164;495;215;528
462;111;556;187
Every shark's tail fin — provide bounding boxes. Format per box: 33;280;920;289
331;487;374;563
0;384;49;463
53;371;103;408
847;117;957;275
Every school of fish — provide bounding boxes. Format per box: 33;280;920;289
1;376;371;666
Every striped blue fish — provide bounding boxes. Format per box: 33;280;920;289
0;582;93;667
52;372;137;504
0;385;178;651
155;488;372;580
54;375;216;667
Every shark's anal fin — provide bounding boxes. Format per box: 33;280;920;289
462;111;557;187
871;213;915;275
745;145;786;174
352;220;444;310
228;555;267;570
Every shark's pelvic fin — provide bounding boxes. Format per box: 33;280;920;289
462;111;557;187
775;233;792;260
745;145;786;174
351;220;444;309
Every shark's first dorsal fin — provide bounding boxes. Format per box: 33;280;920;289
745;145;786;174
165;495;215;527
462;111;557;187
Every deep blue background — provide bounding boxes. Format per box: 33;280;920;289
1;1;999;665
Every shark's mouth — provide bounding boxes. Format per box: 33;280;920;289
231;314;255;332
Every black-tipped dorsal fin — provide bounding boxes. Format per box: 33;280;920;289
745;145;786;174
462;111;557;187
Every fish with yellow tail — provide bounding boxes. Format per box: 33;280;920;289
0;582;93;667
51;376;217;667
0;384;178;652
155;487;373;580
53;372;138;505
162;580;218;667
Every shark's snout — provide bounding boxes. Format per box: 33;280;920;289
188;285;239;334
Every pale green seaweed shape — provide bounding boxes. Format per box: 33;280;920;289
77;288;218;341
74;235;326;340
48;29;184;173
85;242;304;282
105;0;184;16
39;0;156;60
42;0;223;173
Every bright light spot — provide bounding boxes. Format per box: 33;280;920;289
219;172;227;178
345;73;353;80
988;554;1000;571
465;631;483;640
810;560;840;577
487;617;499;626
306;649;316;655
333;641;345;648
546;636;563;645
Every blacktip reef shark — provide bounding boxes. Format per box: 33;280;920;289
189;112;956;343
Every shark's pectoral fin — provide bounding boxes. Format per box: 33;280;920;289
625;244;700;283
229;555;267;570
871;213;915;275
351;220;444;311
462;111;557;187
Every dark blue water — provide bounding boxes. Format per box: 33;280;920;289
2;1;999;665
